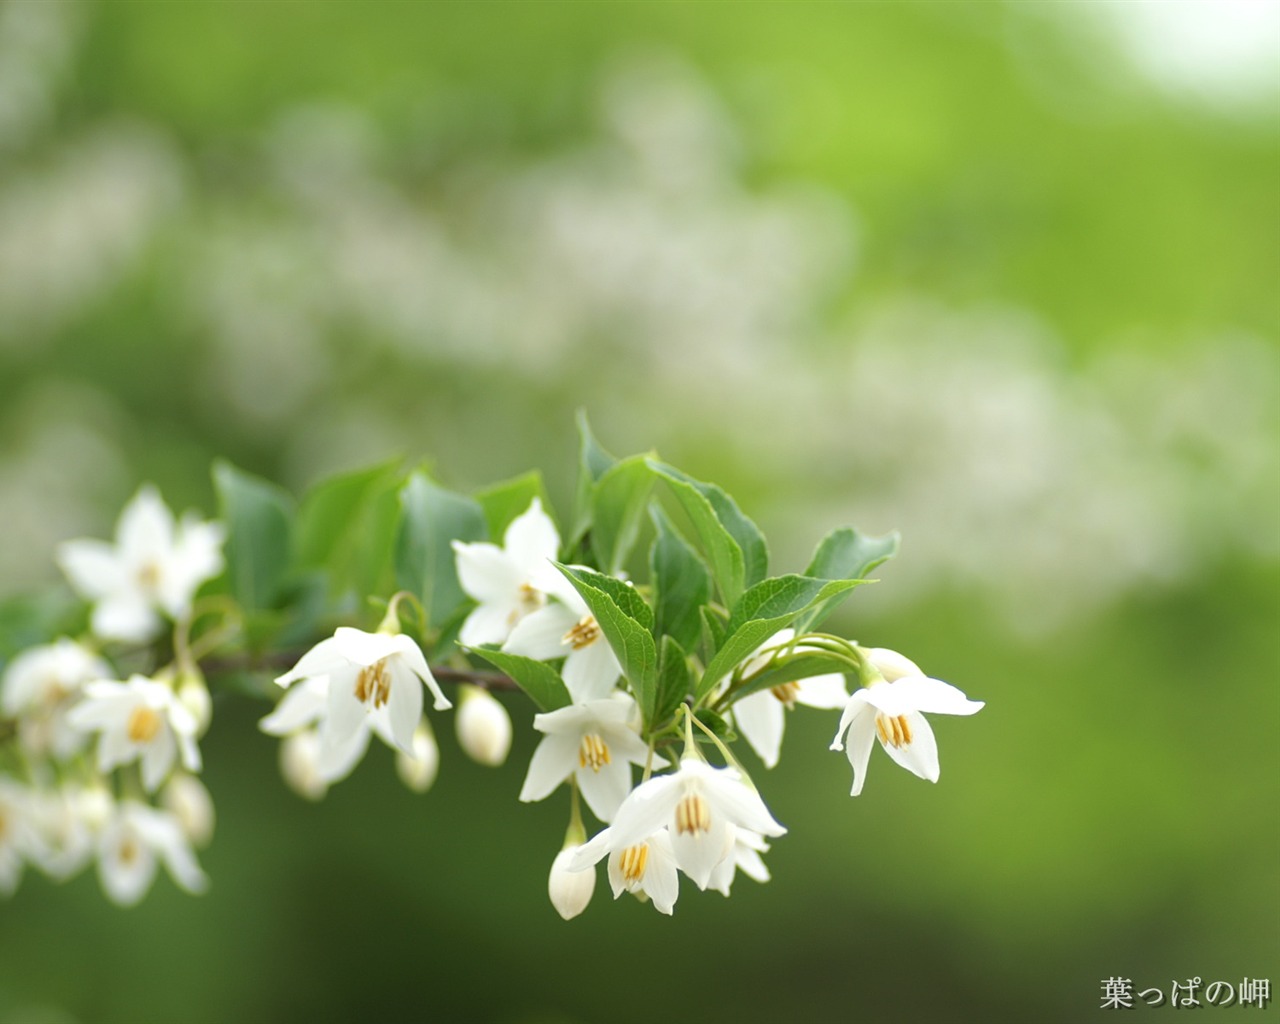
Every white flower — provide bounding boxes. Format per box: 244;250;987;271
830;647;985;796
396;720;440;793
519;696;654;822
728;629;848;769
452;498;561;647
548;845;595;920
97;800;207;906
260;674;374;784
577;757;786;890
56;485;225;643
707;829;771;897
25;783;109;881
455;686;512;766
67;675;201;792
274;627;451;775
572;826;681;915
0;638;112;759
503;572;623;702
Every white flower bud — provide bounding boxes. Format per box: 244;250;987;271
162;774;216;847
176;674;213;737
862;646;923;683
279;730;329;801
455;686;511;767
548;845;594;921
396;720;440;793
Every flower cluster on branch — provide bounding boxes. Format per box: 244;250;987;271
0;417;983;914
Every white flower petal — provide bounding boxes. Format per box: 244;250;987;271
331;627;396;667
458;601;521;647
503;604;577;661
259;677;328;734
732;691;785;769
519;733;578;803
316;721;373;783
607;773;682;850
56;540;124;600
117;486;175;564
502;498;560;576
576;759;633;823
385;663;423;755
891;676;985;717
794;673;849;710
387;637;451;711
92;596;161;644
453;541;525;604
842;703;878;796
562;637;622;703
275;636;348;687
879;711;940;783
671;818;735;890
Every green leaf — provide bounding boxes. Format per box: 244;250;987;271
213;460;295;612
700;605;728;663
649;504;711;653
726;649;854;705
467;647;570;713
651;635;693;730
589;454;654;576
554;563;654;631
648;460;767;606
552;562;657;705
573;410;618;526
294;459;404;598
794;527;900;632
395;472;488;629
697;575;866;700
475;471;555;542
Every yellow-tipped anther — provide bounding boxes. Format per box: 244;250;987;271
354;659;392;707
618;843;649;884
875;713;912;748
770;682;801;708
577;733;612;772
674;793;711;835
562;616;602;650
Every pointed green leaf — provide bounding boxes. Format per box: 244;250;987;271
697;575;866;700
475;471;555;541
213;460;295;612
651;635;693;730
590;454;654;576
794;527;900;632
468;646;571;713
553;563;657;704
295;460;404;599
395;472;488;629
700;605;728;663
648;461;745;606
649;504;711;653
570;410;619;553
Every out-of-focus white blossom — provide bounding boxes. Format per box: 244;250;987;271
455;685;512;767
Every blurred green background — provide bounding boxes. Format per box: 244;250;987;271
1;1;1277;1021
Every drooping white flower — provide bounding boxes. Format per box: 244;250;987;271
0;779;37;896
452;498;561;647
0;638;112;759
548;844;595;920
572;825;681;915
519;696;655;822
96;800;208;906
67;675;201;792
707;828;771;897
260;674;373;785
503;572;623;702
830;647;984;796
56;485;225;644
576;757;786;890
727;629;849;769
274;627;450;775
455;685;512;766
25;783;110;882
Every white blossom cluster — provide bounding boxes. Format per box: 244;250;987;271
0;487;222;904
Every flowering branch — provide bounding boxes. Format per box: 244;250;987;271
0;414;984;915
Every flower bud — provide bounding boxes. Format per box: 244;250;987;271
455;686;511;767
861;647;923;683
396;720;440;793
176;673;212;737
548;846;594;921
162;774;216;846
279;730;329;801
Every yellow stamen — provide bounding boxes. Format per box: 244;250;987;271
577;733;612;772
618;843;649;885
770;682;801;708
126;706;162;744
508;583;546;626
562;616;602;651
875;713;913;749
354;659;393;708
118;836;139;866
674;792;711;835
137;562;161;590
